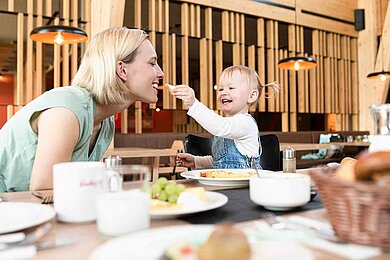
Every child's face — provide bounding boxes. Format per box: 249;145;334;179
217;73;256;116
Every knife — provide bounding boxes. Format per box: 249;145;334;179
279;218;345;244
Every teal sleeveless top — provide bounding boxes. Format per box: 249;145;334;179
0;86;114;192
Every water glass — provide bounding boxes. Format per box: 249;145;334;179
96;165;151;237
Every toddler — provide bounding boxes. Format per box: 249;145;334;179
172;65;277;169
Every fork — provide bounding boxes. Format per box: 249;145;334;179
261;212;345;243
31;192;54;205
170;149;183;179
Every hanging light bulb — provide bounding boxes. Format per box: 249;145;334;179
54;32;64;45
367;0;390;80
277;0;317;71
367;71;390;81
294;61;300;71
278;57;317;70
30;25;88;45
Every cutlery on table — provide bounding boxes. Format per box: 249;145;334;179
251;157;261;177
261;212;345;244
0;222;52;251
31;192;53;204
171;149;183;179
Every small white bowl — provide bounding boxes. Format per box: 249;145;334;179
249;173;311;211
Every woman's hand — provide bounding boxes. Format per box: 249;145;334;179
172;85;196;107
177;153;195;168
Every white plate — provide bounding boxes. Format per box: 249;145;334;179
181;169;274;187
150;191;228;219
0;202;56;234
90;225;314;260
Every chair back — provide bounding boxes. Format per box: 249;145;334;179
184;134;213;156
259;134;281;171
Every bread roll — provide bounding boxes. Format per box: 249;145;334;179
335;159;356;181
197;224;250;260
340;157;357;165
354;151;390;181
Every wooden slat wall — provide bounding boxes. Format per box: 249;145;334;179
6;0;364;133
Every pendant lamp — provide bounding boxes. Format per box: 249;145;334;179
30;25;88;45
277;0;316;71
30;0;88;45
367;0;390;81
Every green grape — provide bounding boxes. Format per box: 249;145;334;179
168;194;178;204
151;183;161;195
176;184;185;194
159;191;167;201
157;177;168;188
165;183;176;195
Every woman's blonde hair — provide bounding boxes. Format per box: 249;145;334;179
71;27;148;105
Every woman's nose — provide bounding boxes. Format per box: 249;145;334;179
157;64;164;79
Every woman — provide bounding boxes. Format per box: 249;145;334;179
0;27;163;192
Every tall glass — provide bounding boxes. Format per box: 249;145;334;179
369;104;390;152
96;165;151;237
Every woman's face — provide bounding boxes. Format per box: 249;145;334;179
123;40;164;103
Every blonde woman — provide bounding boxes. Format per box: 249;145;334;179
0;27;163;192
175;65;278;170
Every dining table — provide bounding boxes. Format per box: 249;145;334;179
280;142;370;151
1;178;388;260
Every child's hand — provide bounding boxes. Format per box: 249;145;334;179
172;85;196;107
177;153;195;168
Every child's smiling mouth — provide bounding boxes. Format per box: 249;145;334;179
221;99;232;104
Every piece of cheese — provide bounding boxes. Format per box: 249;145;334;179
165;83;176;94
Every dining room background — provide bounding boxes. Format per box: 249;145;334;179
0;0;388;134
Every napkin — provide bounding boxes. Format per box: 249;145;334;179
284;216;382;259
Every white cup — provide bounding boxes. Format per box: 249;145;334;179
53;162;105;223
96;165;150;237
249;172;310;211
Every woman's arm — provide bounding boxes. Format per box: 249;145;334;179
30;107;80;191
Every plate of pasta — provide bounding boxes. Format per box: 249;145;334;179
181;169;273;187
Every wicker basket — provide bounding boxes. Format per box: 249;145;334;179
310;167;390;250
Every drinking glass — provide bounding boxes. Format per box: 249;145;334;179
96;165;151;237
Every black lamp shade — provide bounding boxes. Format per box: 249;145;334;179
30;25;88;45
278;56;317;70
367;70;390;81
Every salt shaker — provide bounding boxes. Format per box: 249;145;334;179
283;147;296;173
104;155;122;168
104;155;123;192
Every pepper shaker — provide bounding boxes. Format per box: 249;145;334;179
283;147;296;173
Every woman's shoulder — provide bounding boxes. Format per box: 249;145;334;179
41;86;92;108
45;86;90;99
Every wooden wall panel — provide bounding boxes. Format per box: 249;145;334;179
26;0;34;103
16;13;23;106
6;0;363;133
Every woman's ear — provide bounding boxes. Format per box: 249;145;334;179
248;89;259;103
116;61;127;81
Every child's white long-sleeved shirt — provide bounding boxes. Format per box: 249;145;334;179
187;99;260;169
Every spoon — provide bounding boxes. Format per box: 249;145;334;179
251;157;261;177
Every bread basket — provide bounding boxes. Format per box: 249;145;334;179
310;167;390;250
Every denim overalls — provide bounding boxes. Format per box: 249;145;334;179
211;136;262;169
